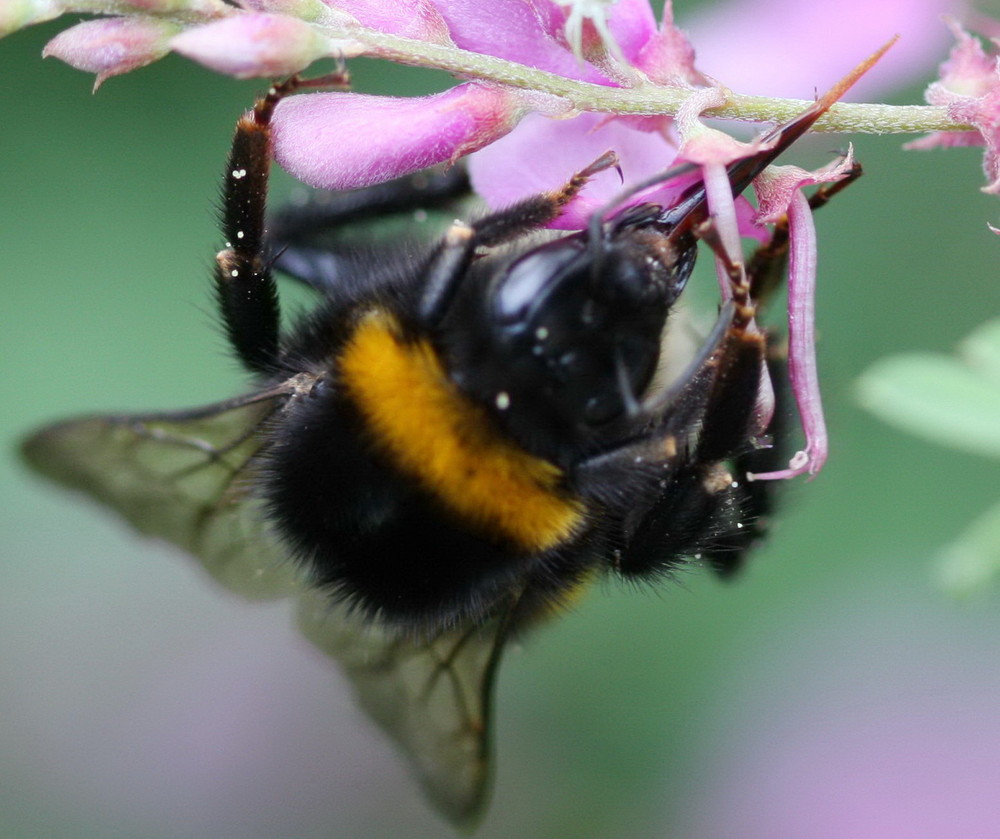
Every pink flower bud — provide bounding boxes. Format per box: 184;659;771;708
170;12;332;79
43;16;179;89
272;83;531;190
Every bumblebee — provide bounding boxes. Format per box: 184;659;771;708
22;74;857;824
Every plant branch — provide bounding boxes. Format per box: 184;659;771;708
334;25;968;134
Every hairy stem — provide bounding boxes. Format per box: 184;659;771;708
333;26;967;134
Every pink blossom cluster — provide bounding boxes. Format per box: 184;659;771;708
261;0;873;480
907;17;1000;213
5;0;999;476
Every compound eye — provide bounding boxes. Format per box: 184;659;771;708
493;241;583;325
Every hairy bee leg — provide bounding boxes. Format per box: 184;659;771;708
596;298;771;579
705;349;789;578
215;72;350;373
594;327;771;580
270;166;473;291
417;152;620;326
471;151;620;248
417;222;478;324
270;166;472;249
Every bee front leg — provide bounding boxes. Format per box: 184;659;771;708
215;73;349;374
417;152;620;327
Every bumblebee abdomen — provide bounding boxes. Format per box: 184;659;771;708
262;308;591;628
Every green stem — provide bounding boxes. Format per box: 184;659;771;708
332;26;968;134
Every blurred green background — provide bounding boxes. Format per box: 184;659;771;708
4;6;1000;838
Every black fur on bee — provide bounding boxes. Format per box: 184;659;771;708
196;74;862;637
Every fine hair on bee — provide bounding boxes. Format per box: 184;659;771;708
199;73;862;637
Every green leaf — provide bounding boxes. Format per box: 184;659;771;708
856;348;1000;460
962;318;1000;386
936;499;1000;598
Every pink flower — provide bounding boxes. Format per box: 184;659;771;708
906;19;1000;195
171;13;335;79
271;0;708;193
16;0;974;482
268;0;894;482
43;16;179;89
273;83;541;189
465;1;705;226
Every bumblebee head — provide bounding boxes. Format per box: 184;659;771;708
444;207;699;457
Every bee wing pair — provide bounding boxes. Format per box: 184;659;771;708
22;388;504;825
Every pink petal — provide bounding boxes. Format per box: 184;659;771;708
753;151;857;224
431;0;612;83
603;0;659;64
320;0;452;43
633;0;706;86
43;17;178;88
539;0;658;66
905;130;985;151
908;20;1000;195
749;189;826;481
683;0;955;98
468;111;685;229
273;83;530;190
170;13;331;79
951;86;1000;193
927;18;996;100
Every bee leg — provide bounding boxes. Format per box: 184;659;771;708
269;166;472;252
704;348;787;577
470;151;619;248
574;260;768;578
417;152;620;326
604;328;770;580
603;163;864;579
269;166;472;291
700;165;861;575
215;72;349;374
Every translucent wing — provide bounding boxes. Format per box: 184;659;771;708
20;383;509;824
21;388;299;599
299;591;510;826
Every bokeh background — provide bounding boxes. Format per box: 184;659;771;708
4;3;1000;837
